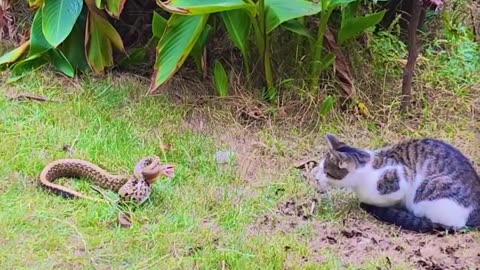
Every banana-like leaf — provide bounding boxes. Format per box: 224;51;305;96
42;0;83;47
221;9;251;60
265;0;321;33
85;11;125;73
59;6;89;72
152;11;168;38
149;14;209;92
7;55;47;83
280;19;314;39
29;8;52;57
105;0;126;19
0;41;30;67
50;49;75;77
337;10;386;45
156;0;255;15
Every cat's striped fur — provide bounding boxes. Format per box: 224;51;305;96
314;133;480;233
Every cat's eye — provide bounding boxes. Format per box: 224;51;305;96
326;172;335;179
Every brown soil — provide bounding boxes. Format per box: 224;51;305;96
249;193;480;269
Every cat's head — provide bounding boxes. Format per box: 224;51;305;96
314;133;371;188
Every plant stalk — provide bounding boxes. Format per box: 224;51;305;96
255;0;274;92
309;0;332;91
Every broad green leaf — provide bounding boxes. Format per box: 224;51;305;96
265;0;321;33
317;52;335;72
213;60;229;97
105;0;126;18
221;9;251;60
49;49;75;77
28;8;52;57
0;40;30;67
156;0;256;16
281;19;314;39
7;55;47;83
319;95;335;117
59;6;89;72
42;0;83;47
337;10;386;45
149;14;209;92
191;24;212;74
85;12;114;73
152;11;167;38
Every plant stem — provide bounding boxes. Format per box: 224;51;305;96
309;0;331;91
256;0;274;91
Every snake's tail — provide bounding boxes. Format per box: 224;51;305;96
38;179;105;203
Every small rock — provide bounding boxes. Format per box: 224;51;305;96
215;150;234;164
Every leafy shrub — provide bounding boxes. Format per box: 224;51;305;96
0;0;386;98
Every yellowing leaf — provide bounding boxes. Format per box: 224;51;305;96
356;101;370;118
85;10;125;73
28;0;44;8
0;41;30;67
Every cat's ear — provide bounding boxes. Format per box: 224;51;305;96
324;133;346;150
325;134;357;168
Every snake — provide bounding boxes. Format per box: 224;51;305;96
39;155;175;204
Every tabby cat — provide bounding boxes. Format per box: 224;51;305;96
313;133;480;233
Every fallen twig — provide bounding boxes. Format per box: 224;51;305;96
4;91;59;102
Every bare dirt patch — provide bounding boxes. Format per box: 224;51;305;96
250;194;480;269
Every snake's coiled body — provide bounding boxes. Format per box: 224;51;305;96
39;156;175;204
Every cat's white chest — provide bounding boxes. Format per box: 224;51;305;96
350;166;406;207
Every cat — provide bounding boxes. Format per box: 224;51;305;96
312;133;480;233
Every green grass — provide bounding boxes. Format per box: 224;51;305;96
0;72;359;269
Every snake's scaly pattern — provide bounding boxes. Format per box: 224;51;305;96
39;156;175;204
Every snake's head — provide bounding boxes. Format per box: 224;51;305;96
134;156;176;184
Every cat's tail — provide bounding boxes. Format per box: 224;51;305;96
359;203;451;233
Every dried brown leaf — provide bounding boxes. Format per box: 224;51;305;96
324;28;355;98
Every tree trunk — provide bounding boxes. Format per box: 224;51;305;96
400;0;423;112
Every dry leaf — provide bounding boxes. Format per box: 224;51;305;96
160;143;171;153
4;91;54;102
324;27;355;98
117;212;132;228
